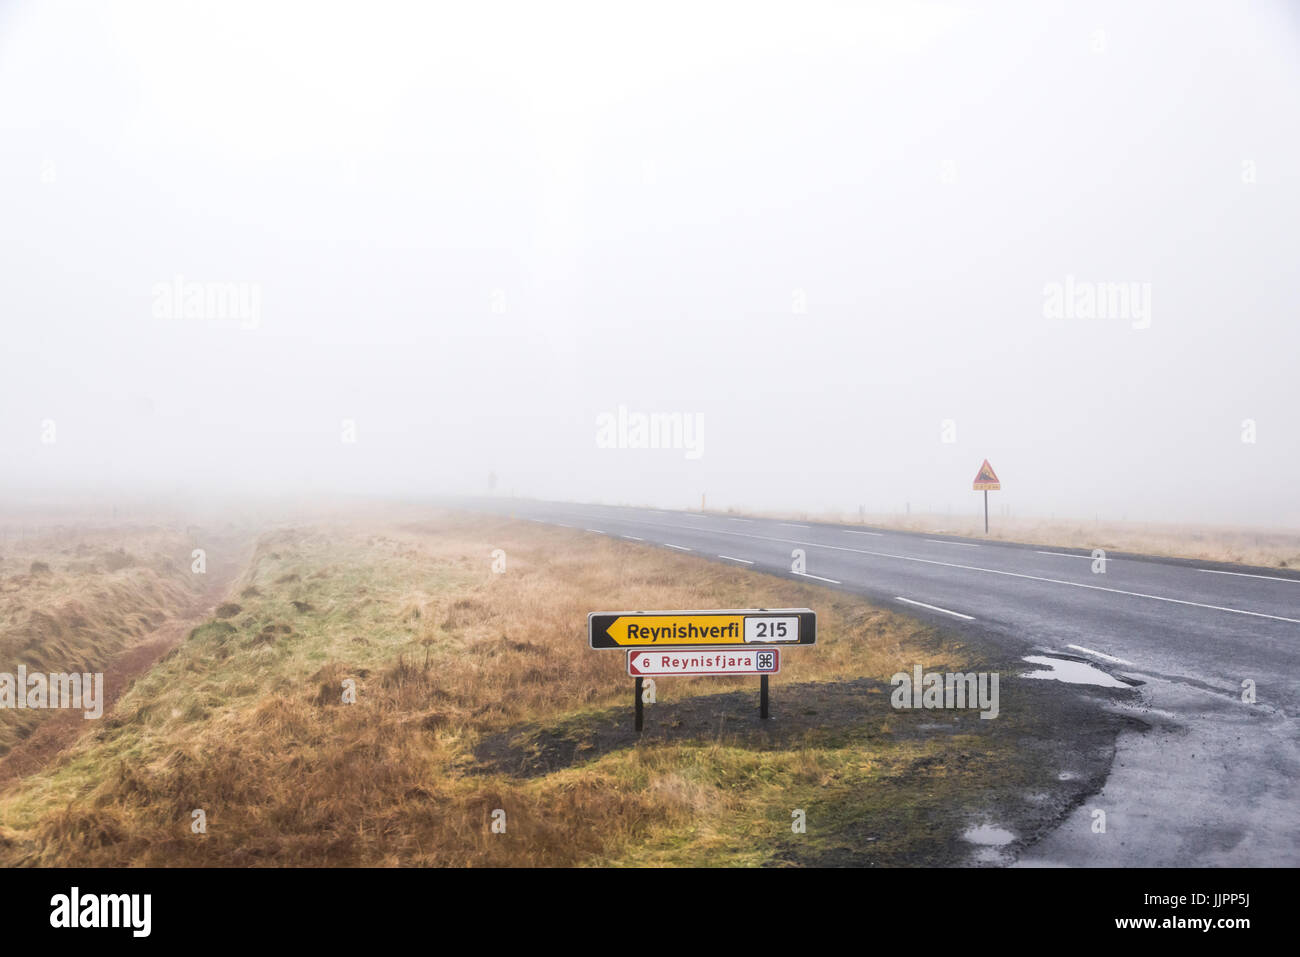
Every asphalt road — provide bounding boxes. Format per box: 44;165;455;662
464;497;1300;866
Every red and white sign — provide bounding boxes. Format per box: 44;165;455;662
627;647;780;677
972;459;1001;491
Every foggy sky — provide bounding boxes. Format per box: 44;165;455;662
2;1;1297;525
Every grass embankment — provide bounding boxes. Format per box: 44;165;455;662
0;512;1077;866
0;527;209;757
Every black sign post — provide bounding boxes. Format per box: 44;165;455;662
634;676;644;732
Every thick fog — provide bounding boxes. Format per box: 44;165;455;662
2;1;1297;525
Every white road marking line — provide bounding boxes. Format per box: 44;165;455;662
681;514;709;519
795;571;841;584
718;554;754;564
585;528;604;533
845;530;884;537
664;543;692;551
779;523;811;528
729;518;753;523
579;517;1300;625
554;523;572;528
926;539;980;547
1067;644;1134;665
895;597;975;620
1036;550;1090;558
1198;569;1300;583
622;535;644;541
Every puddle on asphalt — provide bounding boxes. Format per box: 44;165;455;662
963;824;1016;846
1022;655;1130;688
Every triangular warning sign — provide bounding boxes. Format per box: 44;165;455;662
972;459;1001;490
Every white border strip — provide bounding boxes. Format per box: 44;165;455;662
894;596;975;620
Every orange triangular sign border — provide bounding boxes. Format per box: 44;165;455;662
972;459;1000;490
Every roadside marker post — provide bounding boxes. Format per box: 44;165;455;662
972;459;1001;534
589;609;816;732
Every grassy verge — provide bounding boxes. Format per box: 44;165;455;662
0;527;209;756
0;511;1103;866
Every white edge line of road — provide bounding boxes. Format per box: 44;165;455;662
794;571;841;584
926;539;980;547
894;596;975;620
1199;569;1300;583
664;543;692;551
535;512;1300;625
585;528;604;533
622;535;644;541
1035;550;1091;558
718;554;754;564
1066;643;1134;665
845;530;884;536
672;524;1300;624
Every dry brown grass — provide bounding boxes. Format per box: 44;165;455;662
0;526;211;756
0;511;999;867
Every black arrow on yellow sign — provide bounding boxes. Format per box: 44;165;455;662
587;609;816;649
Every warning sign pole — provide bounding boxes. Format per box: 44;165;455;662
972;460;1001;536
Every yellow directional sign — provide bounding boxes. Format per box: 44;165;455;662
588;609;816;649
603;614;744;646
